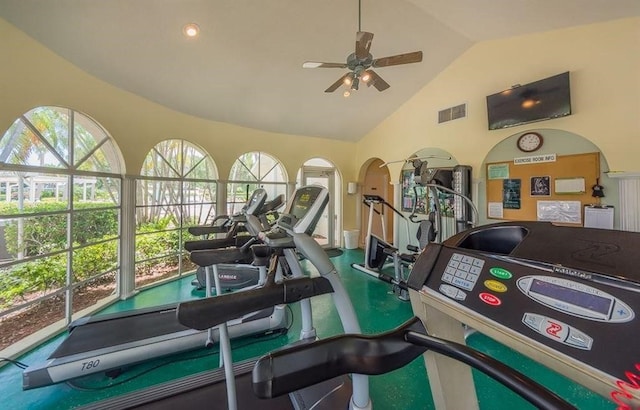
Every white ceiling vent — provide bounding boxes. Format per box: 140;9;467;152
438;103;467;124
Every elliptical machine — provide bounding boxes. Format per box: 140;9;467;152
186;188;285;291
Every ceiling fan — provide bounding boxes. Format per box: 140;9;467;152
303;0;423;96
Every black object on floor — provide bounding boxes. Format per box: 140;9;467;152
324;248;343;258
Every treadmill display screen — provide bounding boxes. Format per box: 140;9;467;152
529;278;612;316
291;187;320;220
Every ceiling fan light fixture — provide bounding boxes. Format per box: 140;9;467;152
304;0;423;94
183;23;200;38
343;90;351;98
344;72;355;86
351;77;360;91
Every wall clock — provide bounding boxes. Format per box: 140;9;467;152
517;132;543;152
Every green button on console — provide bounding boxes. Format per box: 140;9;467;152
489;267;512;280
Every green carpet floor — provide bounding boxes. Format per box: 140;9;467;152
0;249;613;409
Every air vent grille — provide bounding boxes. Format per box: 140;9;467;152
438;103;467;124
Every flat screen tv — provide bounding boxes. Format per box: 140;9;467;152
486;72;571;130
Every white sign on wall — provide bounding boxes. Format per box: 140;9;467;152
513;153;557;165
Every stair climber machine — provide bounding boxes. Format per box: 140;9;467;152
186;188;285;291
21;196;288;390
351;194;411;278
80;185;372;410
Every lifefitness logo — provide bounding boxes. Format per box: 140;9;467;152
571;240;620;268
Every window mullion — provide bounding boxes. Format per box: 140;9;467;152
20;115;69;168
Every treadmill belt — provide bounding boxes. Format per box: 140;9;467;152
134;371;293;410
80;359;352;410
50;308;190;358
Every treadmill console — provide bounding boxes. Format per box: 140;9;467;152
277;185;329;236
241;188;268;216
408;222;640;407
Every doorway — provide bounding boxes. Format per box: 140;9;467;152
360;159;394;246
300;161;339;248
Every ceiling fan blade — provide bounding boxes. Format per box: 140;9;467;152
372;51;423;68
364;70;390;92
355;31;374;59
303;61;348;69
325;73;350;93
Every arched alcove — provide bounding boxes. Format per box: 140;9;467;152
478;128;618;228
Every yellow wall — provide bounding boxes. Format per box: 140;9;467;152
0;18;358;182
356;17;640;179
1;17;639;234
0;16;362;231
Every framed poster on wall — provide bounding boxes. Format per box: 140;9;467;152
401;169;426;213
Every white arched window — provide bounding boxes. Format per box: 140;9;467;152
0;106;123;349
136;140;218;288
227;151;287;215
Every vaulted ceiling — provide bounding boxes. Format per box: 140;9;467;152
1;0;638;141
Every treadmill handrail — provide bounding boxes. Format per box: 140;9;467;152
177;276;334;330
362;194;407;220
252;316;576;410
404;331;577;410
252;317;427;398
189;246;253;267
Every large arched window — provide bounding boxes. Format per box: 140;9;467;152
0;106;123;350
227;151;287;215
136;140;217;288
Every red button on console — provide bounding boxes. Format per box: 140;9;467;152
479;292;501;306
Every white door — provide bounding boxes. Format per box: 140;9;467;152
302;168;335;248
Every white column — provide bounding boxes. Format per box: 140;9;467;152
120;176;137;298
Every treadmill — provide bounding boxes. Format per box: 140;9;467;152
22;190;288;390
80;185;372;410
406;221;640;408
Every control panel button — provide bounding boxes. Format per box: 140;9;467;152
522;313;545;332
484;279;507;293
541;318;569;341
566;328;593;350
520;313;593;350
453;277;474;291
489;267;513;280
458;263;471;273
472;259;485;268
444;253;485;292
439;284;467;301
479;292;502;306
610;301;633;322
461;255;474;264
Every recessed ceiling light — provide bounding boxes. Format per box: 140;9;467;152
183;23;200;38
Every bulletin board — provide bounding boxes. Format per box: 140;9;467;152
485;152;600;223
